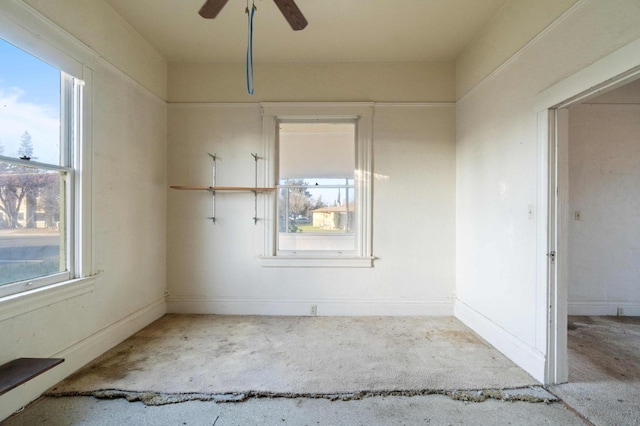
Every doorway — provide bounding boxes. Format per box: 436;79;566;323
547;73;640;385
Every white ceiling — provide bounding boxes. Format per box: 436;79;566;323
104;0;508;63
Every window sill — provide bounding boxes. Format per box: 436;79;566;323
259;256;375;268
0;277;96;322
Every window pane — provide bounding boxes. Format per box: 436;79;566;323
278;185;356;252
0;163;66;286
0;38;62;165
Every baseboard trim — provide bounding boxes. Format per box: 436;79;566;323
454;300;545;383
51;297;167;363
0;298;166;422
568;301;640;316
167;296;453;316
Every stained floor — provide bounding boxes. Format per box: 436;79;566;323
47;315;538;399
550;316;640;426
8;315;638;424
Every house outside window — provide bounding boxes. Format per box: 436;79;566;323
261;103;374;267
0;38;86;297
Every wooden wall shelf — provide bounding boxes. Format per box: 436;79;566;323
170;186;275;192
170;153;272;223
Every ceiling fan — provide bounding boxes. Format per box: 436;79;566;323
199;0;308;30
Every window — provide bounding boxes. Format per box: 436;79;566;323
0;38;85;297
261;103;373;267
278;121;357;252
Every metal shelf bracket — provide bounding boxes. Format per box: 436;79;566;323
207;153;216;223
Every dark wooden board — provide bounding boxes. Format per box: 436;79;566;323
0;358;64;396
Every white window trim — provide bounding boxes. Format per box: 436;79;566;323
0;0;93;299
259;103;374;268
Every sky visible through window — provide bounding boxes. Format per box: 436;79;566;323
0;38;60;164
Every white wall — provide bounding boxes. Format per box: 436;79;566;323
568;102;640;316
166;102;456;316
0;1;167;420
455;0;640;382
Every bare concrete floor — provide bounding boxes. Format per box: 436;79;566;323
46;315;539;398
11;315;636;425
3;394;588;426
550;316;640;426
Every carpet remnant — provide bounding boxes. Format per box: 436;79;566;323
47;315;538;397
46;386;557;406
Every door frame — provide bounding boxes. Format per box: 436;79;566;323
536;39;640;384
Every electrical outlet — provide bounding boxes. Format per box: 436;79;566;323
310;304;317;316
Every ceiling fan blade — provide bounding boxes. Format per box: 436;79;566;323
199;0;229;19
272;0;308;30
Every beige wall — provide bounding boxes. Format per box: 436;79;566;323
24;0;167;99
167;103;456;316
0;1;167;419
168;62;455;103
456;0;579;99
166;56;457;315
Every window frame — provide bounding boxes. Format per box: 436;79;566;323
260;103;374;268
0;11;92;299
0;156;73;294
276;119;358;255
